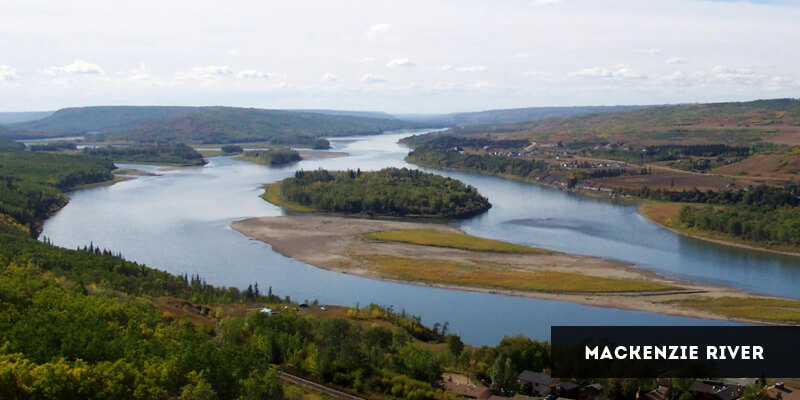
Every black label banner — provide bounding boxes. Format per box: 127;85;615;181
551;326;800;378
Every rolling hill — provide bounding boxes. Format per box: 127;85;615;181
396;105;644;126
7;106;204;136
443;98;800;145
0;111;53;125
109;107;422;144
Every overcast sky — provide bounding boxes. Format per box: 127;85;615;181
1;0;798;113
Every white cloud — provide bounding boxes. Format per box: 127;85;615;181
523;71;545;78
666;57;686;64
386;58;415;67
436;65;454;71
365;23;392;41
532;0;562;6
460;65;487;72
237;70;273;79
177;65;233;80
227;49;239;56
711;65;755;82
570;65;645;80
45;59;104;75
124;63;152;81
512;53;531;59
635;48;663;55
320;73;341;82
361;74;387;83
0;65;17;81
355;57;375;63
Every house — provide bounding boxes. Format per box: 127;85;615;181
767;382;800;400
641;386;669;400
259;307;277;315
581;383;604;400
555;381;580;399
518;371;556;396
689;380;745;400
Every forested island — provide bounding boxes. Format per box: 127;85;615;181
236;149;302;166
83;143;206;166
263;167;491;218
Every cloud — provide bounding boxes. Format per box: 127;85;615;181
436;65;454;71
360;74;386;83
176;65;233;80
532;0;563;6
227;49;239;56
666;57;686;64
570;65;645;80
124;63;152;81
237;70;273;79
635;48;663;55
0;65;17;81
45;59;104;75
512;53;531;59
460;65;487;72
523;71;545;78
711;65;755;83
320;73;341;82
355;57;375;63
386;58;415;67
365;23;392;41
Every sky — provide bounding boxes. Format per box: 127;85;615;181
1;0;799;113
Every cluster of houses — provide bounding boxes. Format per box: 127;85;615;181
442;373;799;400
440;371;603;400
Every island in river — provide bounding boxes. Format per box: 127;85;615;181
231;215;800;325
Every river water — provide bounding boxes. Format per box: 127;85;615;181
42;131;799;345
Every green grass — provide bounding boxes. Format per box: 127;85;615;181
362;229;554;254
360;254;677;293
664;297;800;323
260;182;315;212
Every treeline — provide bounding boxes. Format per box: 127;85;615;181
643;144;750;159
406;148;549;179
403;134;530;150
241;149;302;166
277;168;491;218
678;205;800;246
0;151;114;236
269;136;331;150
627;184;800;208
29;141;78;152
84;143;206;166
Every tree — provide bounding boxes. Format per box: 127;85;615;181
446;334;464;358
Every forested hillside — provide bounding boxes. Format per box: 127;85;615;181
84;143;207;166
6;106;203;135
404;105;644;126
112;107;421;144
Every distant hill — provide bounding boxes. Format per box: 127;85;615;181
7;106;204;136
444;99;800;145
0;111;53;125
292;109;397;120
110;107;423;144
396;105;644;126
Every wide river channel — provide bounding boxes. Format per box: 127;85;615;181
42;131;800;345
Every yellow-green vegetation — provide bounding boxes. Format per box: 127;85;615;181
362;229;554;254
360;254;677;293
665;297;800;323
261;182;315;212
114;168;155;176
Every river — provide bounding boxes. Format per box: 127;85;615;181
41;131;798;345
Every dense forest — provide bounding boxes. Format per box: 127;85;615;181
631;184;800;248
274;168;491;218
239;149;302;166
406;148;549;180
83;143;206;166
0;150;115;236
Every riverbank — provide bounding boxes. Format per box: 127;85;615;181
231;215;800;325
638;202;800;257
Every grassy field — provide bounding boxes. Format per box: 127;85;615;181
664;297;800;323
362;229;554;254
261;182;315;212
360;254;677;293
